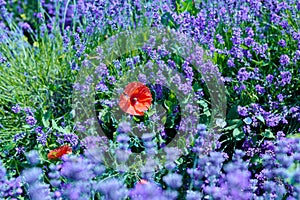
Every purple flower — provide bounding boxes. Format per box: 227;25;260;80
130;181;165;200
225;169;252;200
133;55;140;64
293;50;300;61
138;73;147;84
27;182;51;200
186;191;203;200
238;106;248;117
227;58;235;67
278;39;286;47
11;104;21;113
95;81;109;92
26;116;37;126
150;84;163;100
244;37;254;46
95;178;128;200
237;68;250;82
280;20;289;29
63;134;78;147
279;71;292;86
26;150;40;165
35;12;43;19
246;27;254;37
117;121;131;134
35;127;47;146
277;94;284;102
22;167;42;184
182;61;194;81
13;132;26;142
126;58;134;69
16;146;25;154
163;173;182;189
265;114;281;127
266;74;274;83
18;22;32;32
0;0;6;6
255;84;265;95
280;54;290;66
61;155;93;181
276;131;285;138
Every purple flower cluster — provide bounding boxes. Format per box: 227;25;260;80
0;161;23;198
1;0;300;199
0;132;299;199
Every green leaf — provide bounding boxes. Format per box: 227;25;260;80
52;119;59;130
223;124;239;131
287;133;300;138
263;129;275;139
161;115;167;124
133;116;141;122
256;115;265;124
42;116;49;128
198;100;208;108
164;100;173;111
22;124;31;129
5;142;15;151
233;128;245;141
51;119;65;133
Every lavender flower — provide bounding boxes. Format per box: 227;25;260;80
63;133;78;147
36;126;47;146
129;181;165;200
61;155;94;181
22;167;42;184
278;39;286;47
13;132;26;142
26;150;40;166
11;104;21;113
237;68;250;82
266;74;274;83
186;190;203;200
26;116;37;126
255;84;265;95
27;182;51;200
117;121;131;134
163;173;182;189
95;178;128;200
279;71;292;86
238;106;248;116
280;54;290;66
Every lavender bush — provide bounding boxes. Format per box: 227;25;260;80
0;0;300;199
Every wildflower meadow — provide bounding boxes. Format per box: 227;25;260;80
0;0;300;199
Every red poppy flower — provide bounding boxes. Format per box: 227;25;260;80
47;145;72;160
119;82;152;116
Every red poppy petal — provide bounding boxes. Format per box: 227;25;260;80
119;93;130;110
137;88;152;101
128;105;141;116
123;82;144;96
119;94;140;115
134;87;152;113
119;82;152;116
48;145;72;160
134;102;149;113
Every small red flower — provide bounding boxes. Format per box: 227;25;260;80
137;179;148;185
47;145;72;160
119;82;152;116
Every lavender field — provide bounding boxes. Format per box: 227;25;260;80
0;0;300;199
